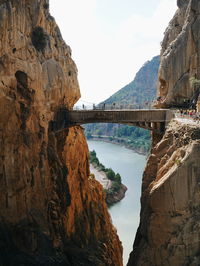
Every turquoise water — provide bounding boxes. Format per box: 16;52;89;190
87;140;146;265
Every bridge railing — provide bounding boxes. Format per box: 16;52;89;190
73;102;156;111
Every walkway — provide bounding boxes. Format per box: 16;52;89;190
65;109;174;133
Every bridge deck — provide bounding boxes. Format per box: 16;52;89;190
65;109;174;132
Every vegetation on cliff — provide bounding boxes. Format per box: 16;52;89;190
85;56;159;154
86;124;151;154
90;150;127;206
102;55;159;106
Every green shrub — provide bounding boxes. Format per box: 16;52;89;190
112;181;121;192
115;173;121;184
99;163;105;171
89;150;122;196
106;168;115;180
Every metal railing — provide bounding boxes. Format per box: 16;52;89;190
73;102;156;111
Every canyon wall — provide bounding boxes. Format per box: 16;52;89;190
128;1;200;265
0;1;122;265
157;0;200;107
128;121;200;266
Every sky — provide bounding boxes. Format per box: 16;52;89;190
50;0;177;104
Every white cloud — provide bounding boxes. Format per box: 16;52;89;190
50;0;177;104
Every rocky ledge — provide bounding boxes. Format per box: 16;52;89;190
106;183;127;206
90;162;127;206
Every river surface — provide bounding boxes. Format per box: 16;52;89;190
87;140;147;265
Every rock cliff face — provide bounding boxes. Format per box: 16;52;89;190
128;1;200;265
157;0;200;107
128;120;200;265
0;1;122;265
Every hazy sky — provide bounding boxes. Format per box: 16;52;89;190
50;0;177;104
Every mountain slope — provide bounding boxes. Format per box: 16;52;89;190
85;56;160;154
102;55;159;107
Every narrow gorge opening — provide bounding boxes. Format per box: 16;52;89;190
85;123;150;264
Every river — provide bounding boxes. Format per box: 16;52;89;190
87;140;147;265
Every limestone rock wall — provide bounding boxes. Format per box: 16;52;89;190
128;121;200;265
0;1;122;265
128;1;200;265
157;0;200;107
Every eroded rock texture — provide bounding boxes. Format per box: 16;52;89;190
157;0;200;108
0;1;122;265
128;121;200;266
128;1;200;265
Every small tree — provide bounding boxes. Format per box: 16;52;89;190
115;173;121;184
111;182;121;192
106;168;115;180
90;150;96;157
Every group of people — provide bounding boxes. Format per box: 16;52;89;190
82;103;116;110
178;109;200;121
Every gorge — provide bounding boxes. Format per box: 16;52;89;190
1;0;200;266
88;140;146;265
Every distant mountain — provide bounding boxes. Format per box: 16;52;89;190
85;56;160;154
102;55;159;107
